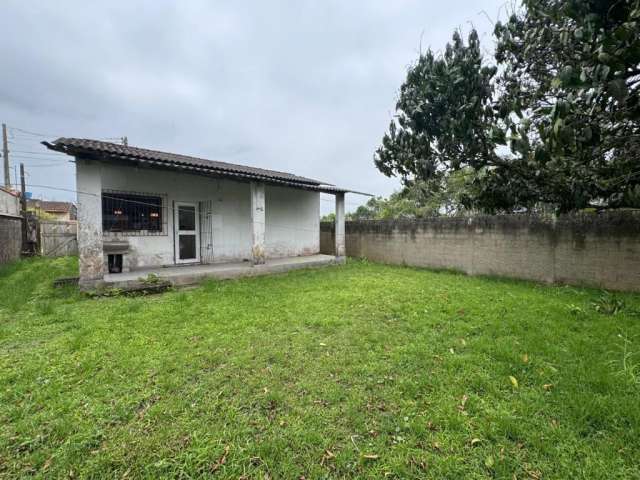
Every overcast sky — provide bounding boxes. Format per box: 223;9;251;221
1;0;507;213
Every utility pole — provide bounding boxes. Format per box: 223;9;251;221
20;163;28;252
2;123;10;188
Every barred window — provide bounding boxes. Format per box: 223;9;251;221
102;192;162;232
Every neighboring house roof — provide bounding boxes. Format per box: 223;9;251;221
0;187;20;197
28;200;76;214
43;138;368;195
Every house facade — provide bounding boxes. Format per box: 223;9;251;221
45;138;350;288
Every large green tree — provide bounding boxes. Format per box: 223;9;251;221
375;0;640;213
374;30;498;188
493;0;640;211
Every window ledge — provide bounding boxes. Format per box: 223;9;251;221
104;231;167;237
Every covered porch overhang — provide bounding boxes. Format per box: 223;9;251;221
248;182;354;265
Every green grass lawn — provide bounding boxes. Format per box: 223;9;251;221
1;257;639;479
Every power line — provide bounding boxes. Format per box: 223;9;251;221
7;126;65;138
11;150;68;156
7;133;49;141
7;140;52;146
12;154;69;161
8;136;59;143
9;155;73;163
7;125;124;142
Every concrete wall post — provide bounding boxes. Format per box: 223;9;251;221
76;159;104;288
250;181;266;265
335;192;346;260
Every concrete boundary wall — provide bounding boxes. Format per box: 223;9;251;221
320;212;640;292
0;214;22;265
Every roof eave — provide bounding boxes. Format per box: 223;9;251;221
43;141;369;195
43;139;326;186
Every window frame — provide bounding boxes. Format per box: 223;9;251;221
101;189;168;236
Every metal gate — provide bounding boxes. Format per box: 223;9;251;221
199;200;215;264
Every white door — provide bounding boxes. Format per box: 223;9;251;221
174;202;200;264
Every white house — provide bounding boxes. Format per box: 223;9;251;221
44;138;355;288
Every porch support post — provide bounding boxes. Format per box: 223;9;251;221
250;181;266;265
335;192;346;261
76;158;104;289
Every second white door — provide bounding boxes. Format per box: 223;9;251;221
174;202;200;264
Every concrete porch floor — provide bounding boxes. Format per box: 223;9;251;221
103;254;342;288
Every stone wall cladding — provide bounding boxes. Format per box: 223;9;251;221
0;215;21;265
320;212;640;292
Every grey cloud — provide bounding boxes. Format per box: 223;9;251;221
0;0;505;212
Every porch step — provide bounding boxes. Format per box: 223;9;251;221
103;254;343;289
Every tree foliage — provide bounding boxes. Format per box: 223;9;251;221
374;30;498;183
375;0;640;213
493;0;640;211
348;169;480;220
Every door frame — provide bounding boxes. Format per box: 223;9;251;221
174;201;200;264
